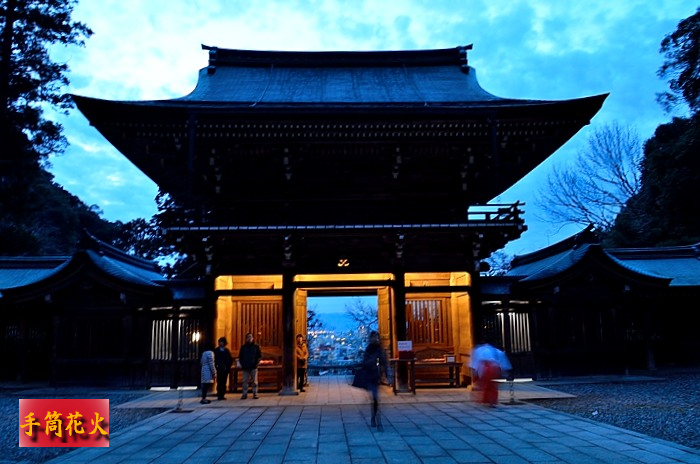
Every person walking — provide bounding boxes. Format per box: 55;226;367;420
296;334;309;392
470;339;512;407
214;336;234;400
200;343;216;404
361;331;387;428
238;332;262;399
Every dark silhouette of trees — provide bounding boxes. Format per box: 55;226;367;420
608;9;700;247
0;0;108;256
609;115;700;246
657;7;700;114
1;0;92;162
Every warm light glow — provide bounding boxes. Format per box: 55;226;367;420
192;331;201;343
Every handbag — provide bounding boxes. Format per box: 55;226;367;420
351;368;368;389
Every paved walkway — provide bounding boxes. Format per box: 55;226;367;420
46;376;700;464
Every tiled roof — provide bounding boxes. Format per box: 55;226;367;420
608;245;700;287
507;226;698;287
0;257;68;290
0;232;166;295
178;46;507;106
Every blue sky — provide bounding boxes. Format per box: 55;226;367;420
47;0;695;257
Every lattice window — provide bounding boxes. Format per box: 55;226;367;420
406;298;451;345
1;324;19;353
482;311;532;353
178;318;201;360
238;301;281;348
151;319;172;361
508;312;531;353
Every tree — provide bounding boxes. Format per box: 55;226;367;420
1;0;98;256
609;115;700;247
0;169;121;255
657;7;700;115
608;8;700;247
1;0;92;161
344;298;378;339
535;122;642;233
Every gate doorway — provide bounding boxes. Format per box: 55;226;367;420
307;295;378;372
212;271;476;391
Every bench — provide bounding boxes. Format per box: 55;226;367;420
413;347;462;388
230;350;283;393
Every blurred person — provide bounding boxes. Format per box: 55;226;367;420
470;339;512;407
361;331;388;428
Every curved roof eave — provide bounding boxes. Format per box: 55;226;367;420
512;244;670;289
70;93;608;117
1;249;167;303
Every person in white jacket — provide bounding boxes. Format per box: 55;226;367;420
200;345;216;404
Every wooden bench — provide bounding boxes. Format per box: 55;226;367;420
413;347;462;388
229;351;283;393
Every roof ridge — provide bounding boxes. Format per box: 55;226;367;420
608;243;700;260
79;229;161;273
201;45;473;69
511;224;598;267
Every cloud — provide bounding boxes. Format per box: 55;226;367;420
46;0;697;252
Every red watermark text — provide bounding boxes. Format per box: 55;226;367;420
19;399;109;447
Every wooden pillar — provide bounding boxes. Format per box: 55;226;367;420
393;266;408;388
394;269;407;341
502;299;514;380
470;262;484;344
279;270;298;395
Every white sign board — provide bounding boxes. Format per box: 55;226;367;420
397;340;413;352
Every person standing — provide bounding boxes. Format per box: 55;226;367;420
296;334;309;392
470;340;512;407
200;343;216;404
362;331;387;428
214;336;234;400
238;332;262;399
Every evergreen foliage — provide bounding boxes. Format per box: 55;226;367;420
608;9;700;248
657;7;700;114
0;1;124;257
609;115;700;247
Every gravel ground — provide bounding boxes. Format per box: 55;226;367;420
1;369;698;462
526;369;700;451
0;387;168;464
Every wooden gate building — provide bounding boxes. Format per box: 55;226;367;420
71;45;606;390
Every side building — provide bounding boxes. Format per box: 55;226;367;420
482;226;700;378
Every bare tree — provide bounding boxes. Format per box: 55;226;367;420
344;298;378;340
535;122;642;232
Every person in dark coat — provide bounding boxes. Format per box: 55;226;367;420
214;336;234;400
361;331;387;428
238;332;262;399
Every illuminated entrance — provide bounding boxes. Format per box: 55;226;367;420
214;271;473;391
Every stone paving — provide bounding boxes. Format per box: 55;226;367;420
45;376;700;464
